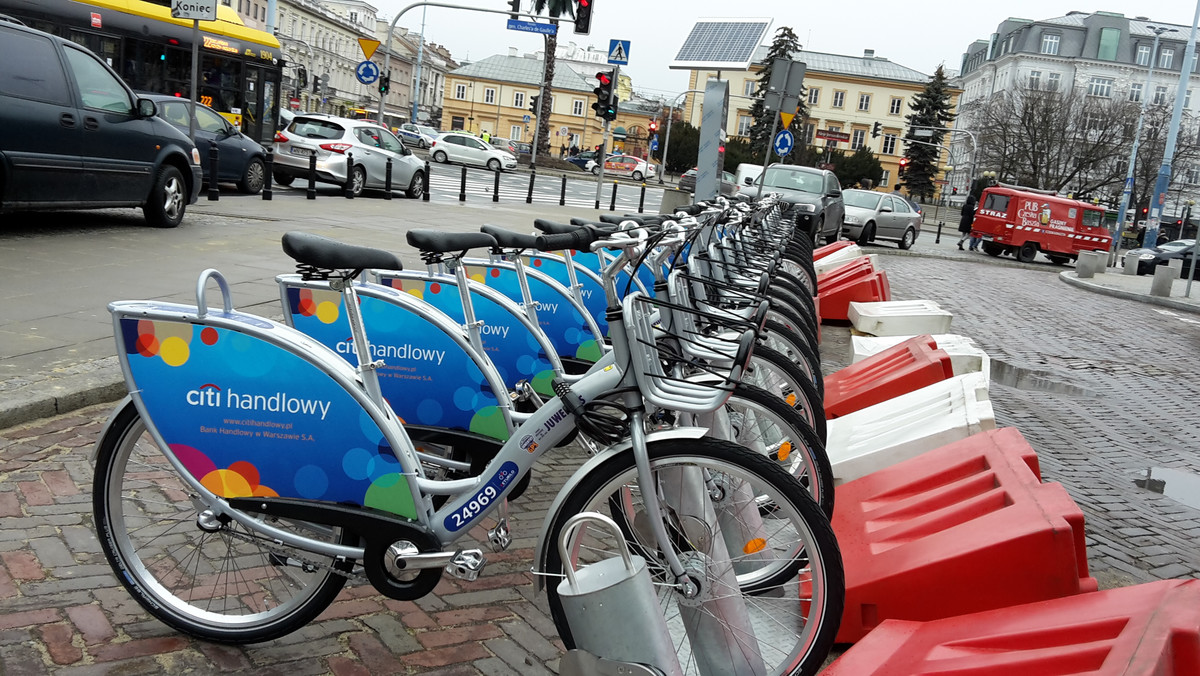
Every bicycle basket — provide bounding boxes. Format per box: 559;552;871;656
622;292;756;414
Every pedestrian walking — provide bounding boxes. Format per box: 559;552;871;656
958;190;979;250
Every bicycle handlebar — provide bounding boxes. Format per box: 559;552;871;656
534;227;599;252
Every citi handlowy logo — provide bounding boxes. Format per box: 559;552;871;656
336;337;446;365
186;383;332;420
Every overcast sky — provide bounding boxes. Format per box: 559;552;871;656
373;0;1200;96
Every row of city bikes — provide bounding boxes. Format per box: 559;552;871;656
91;193;841;675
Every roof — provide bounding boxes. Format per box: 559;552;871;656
1033;12;1190;37
749;45;929;84
447;54;592;92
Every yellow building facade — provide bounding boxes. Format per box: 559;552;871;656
686;48;961;191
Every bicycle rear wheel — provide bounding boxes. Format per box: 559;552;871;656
544;438;844;676
93;401;355;643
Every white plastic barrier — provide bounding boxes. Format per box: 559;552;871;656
850;333;989;383
826;372;995;485
814;245;871;275
847;299;953;337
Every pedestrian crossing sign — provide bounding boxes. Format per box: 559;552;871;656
607;39;630;65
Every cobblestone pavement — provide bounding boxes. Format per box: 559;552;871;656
2;255;1199;674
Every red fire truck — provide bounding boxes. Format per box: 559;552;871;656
971;186;1112;264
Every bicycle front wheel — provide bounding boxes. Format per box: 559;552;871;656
93;401;355;643
544;438;844;676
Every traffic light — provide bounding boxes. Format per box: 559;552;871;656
574;0;592;35
508;0;520;20
897;157;909;176
529;94;539;115
312;75;321;94
871;121;882;138
592;70;617;122
378;74;390;95
648;119;658;135
298;66;308;89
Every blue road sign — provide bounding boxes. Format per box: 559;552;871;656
607;39;630;65
355;60;379;85
773;129;795;156
507;19;557;35
523;114;531;123
650;138;659;152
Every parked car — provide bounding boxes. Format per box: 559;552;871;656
272;115;426;198
591;154;656;181
146;94;266;194
0;20;202;227
565;150;600;171
396;123;437;149
738;164;845;244
678;168;738;196
488;136;519;156
513;141;532;155
841;189;922;249
1129;239;1199;275
429;132;517;171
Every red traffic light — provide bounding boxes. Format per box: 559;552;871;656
596;72;612;86
898;157;910;167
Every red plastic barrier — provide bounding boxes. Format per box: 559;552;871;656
817;270;890;322
823;334;951;418
813;240;856;260
823;579;1200;675
817;256;875;288
803;427;1097;644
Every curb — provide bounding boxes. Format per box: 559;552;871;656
0;364;125;430
1059;271;1200;315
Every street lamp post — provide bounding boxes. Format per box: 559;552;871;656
1114;25;1175;256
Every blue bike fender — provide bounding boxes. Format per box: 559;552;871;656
532;425;710;592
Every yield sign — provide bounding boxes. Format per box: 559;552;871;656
779;111;794;129
358;38;381;60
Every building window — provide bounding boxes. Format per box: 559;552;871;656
880;169;890;188
737;115;753;137
889;97;902;114
1087;77;1113;97
572;99;584;116
483;88;495;104
454;83;467;99
1098;27;1120;61
1161;48;1175;69
825;125;841;148
1040;34;1060;55
1047;72;1061;91
1155;86;1168;105
1029;70;1044;90
510;125;523;140
851;128;866;150
832;91;845;108
1188;165;1200;184
808;88;820;105
1130;83;1143;102
743;80;756;97
1137;45;1151;66
858;93;871;111
451;115;465;130
1187;89;1193;108
803;122;815;144
882;133;897;154
513;91;525;109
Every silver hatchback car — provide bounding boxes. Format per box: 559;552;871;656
840;188;922;249
272;115;425;198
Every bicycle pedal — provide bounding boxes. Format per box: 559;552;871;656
487;518;511;553
445;549;486;581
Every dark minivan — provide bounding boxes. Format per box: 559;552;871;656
0;18;203;227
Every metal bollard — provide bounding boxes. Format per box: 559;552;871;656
555;513;683;676
344;153;355;199
560;175;567;206
609;181;617;211
422;160;430;202
384;157;393;200
935;221;944;243
262;148;273;201
459;165;467;202
207;145;219;201
638;183;646;213
307;152;317;200
526;171;535;204
493;169;500;203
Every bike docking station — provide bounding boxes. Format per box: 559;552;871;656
804;240;1200;673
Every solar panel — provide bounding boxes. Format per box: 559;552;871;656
670;18;772;71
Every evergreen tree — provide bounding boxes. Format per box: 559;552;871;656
901;65;955;200
747;27;807;162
